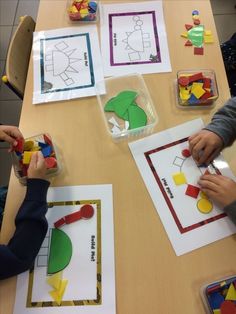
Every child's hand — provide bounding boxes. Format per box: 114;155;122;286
189;130;223;165
198;174;236;208
27;151;47;180
0;125;23;149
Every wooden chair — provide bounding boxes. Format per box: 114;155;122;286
1;16;35;100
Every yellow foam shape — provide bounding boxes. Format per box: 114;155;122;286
23;140;34;151
180;90;190;100
192;85;206;99
213;310;220;314
192;14;200;19
172;172;187;185
225;283;236;300
47;272;62;290
197;199;213;214
205;30;212;36
191;82;204;91
69;5;78;13
204;35;214;43
49;280;68;305
31;146;40;151
22;151;33;164
199;191;208;199
181;32;188;38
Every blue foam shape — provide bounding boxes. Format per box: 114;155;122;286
192;10;199;15
41;145;52;157
208;292;224;310
89;1;97;12
38;141;48;148
188;94;199;105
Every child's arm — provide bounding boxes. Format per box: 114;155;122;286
189;97;236;164
198;174;236;225
0;152;50;280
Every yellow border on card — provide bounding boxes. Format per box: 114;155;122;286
26;199;102;307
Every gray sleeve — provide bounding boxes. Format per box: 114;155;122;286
224;201;236;226
204;97;236;147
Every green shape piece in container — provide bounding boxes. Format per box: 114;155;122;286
113;90;138;119
188;25;204;47
48;228;72;275
128;104;147;129
104;97;116;112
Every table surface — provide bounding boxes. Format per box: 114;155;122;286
1;1;236;314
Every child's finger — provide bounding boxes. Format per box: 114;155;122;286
29;152;38;169
36;151;46;168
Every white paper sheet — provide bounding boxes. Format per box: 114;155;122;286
129;119;236;256
13;185;116;314
100;1;171;76
33;26;105;104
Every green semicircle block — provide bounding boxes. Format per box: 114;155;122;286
47;228;72;274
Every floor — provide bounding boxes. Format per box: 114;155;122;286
0;0;236;186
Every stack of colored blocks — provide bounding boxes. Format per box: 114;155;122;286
177;70;218;107
68;0;98;21
202;276;236;314
12;134;59;183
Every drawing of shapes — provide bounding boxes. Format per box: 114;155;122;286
144;41;151;48
172;172;187;185
45;54;52;61
41;234;50;247
45;64;53;71
123;30;145;53
173;156;184;167
37;255;48;267
143;33;150;39
185;184;200;199
55;41;68;51
128;51;141;61
47;228;73;274
60;72;74;86
197;198;213;214
38;247;48;256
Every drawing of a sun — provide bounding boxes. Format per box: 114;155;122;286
45;41;81;86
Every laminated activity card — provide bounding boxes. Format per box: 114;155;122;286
129;119;236;256
13;185;116;314
33;26;105;104
100;1;172;76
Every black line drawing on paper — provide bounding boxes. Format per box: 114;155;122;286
122;15;151;61
45;41;81;86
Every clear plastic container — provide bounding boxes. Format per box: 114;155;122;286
176;69;219;109
200;275;236;313
67;0;99;23
12;133;61;185
96;74;158;142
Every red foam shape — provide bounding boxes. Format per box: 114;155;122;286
81;204;94;219
182;149;191;158
185;40;193;47
178;76;189;86
203;78;212;89
65;211;82;224
54;217;65;228
193;19;201;25
45;157;57;169
220;300;236;314
14;138;24;153
43;134;53;146
194;47;204;55
200;91;212;100
185;184;200;198
185;24;193;30
189;72;204;82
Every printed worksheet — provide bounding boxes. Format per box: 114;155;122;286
100;1;171;76
13;185;116;314
129;119;236;256
33;26;105;104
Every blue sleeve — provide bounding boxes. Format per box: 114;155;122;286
0;178;50;280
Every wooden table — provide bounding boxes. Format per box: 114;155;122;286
1;1;236;314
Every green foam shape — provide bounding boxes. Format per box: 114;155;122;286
104;97;116;112
128;105;147;129
112;90;138;119
47;228;72;275
188;25;204;47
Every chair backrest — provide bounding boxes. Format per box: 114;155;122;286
5;16;35;98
